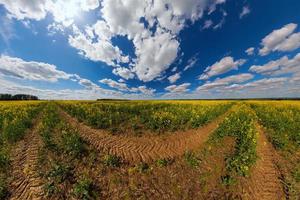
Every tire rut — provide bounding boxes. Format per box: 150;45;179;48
9;116;44;200
60;109;226;164
241;123;286;200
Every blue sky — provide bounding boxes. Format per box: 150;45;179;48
0;0;300;99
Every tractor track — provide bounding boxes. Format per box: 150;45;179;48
9;116;44;200
241;123;286;200
59;109;226;164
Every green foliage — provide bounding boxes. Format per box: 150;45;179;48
0;103;43;143
103;154;121;167
221;175;236;186
184;151;199;168
60;129;85;158
251;103;300;150
136;162;150;173
47;163;71;183
292;165;300;182
0;151;9;171
0;178;8;200
213;104;257;177
73;177;96;200
43;181;59;197
60;101;232;134
155;158;172;167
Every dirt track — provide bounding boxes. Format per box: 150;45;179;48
241;124;286;200
60;110;226;164
9;117;44;200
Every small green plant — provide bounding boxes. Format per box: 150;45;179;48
61;130;85;158
0;151;9;170
40;129;57;150
43;181;58;197
155;158;172;167
0;178;8;199
136;162;150;173
103;154;121;167
47;163;71;183
221;174;236;186
184;151;199;168
73;177;95;200
292;165;300;182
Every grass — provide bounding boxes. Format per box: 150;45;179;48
103;154;121;167
184;151;200;168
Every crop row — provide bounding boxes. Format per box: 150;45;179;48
211;104;258;183
250;103;300;151
60;102;232;134
0;102;43;199
38;103;97;199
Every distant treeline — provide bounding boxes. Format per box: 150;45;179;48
0;94;39;101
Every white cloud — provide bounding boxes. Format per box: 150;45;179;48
0;0;229;84
68;24;129;67
202;20;213;29
197;73;254;91
69;0;226;82
274;32;300;52
168;72;181;83
47;22;64;35
0;0;99;26
245;47;255;56
213;18;225;30
99;78;129;91
184;55;198;71
249;53;300;76
0;0;48;21
239;6;250;19
0;15;15;45
0;55;71;82
133;30;180;82
199;56;246;80
99;78;156;95
165;83;191;93
112;67;134;80
259;23;300;56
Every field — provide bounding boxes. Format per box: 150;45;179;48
0;100;299;199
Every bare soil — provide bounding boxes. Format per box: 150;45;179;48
238;123;286;200
60;109;226;164
8;117;44;200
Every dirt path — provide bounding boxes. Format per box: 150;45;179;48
60;110;226;164
241;123;286;200
9;117;44;200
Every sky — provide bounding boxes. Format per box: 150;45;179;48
0;0;300;100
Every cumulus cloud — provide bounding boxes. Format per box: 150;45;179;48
199;56;246;80
259;23;300;56
0;55;71;82
165;83;191;93
68;24;129;66
197;73;254;91
245;47;255;56
239;6;250;19
112;67;134;80
69;0;226;82
0;0;99;26
249;53;300;76
168;72;181;83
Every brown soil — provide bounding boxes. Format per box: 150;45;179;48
60;109;226;164
239;123;286;200
8;117;44;200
